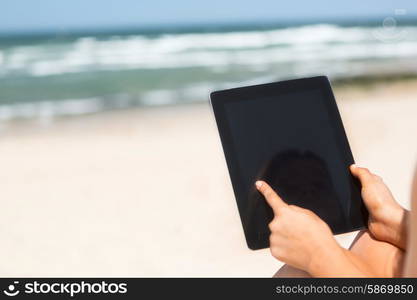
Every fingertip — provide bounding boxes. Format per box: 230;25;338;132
350;165;360;177
255;180;263;189
351;164;368;174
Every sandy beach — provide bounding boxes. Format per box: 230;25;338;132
0;79;416;277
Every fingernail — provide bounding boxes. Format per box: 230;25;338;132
255;181;263;188
351;164;356;169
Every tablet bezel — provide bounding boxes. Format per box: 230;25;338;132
210;76;368;250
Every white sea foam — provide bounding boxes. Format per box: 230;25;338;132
141;90;176;106
21;41;417;76
0;98;103;121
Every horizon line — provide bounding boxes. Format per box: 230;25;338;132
1;15;417;37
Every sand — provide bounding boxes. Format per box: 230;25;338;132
0;80;416;277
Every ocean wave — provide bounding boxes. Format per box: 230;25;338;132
1;24;417;77
0;82;219;122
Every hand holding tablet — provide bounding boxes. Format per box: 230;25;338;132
210;76;368;250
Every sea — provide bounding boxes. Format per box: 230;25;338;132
1;19;417;121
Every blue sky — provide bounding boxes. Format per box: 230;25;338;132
1;0;416;32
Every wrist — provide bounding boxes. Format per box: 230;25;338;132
390;207;408;249
307;238;344;276
374;204;408;249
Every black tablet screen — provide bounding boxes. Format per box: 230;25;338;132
212;77;367;249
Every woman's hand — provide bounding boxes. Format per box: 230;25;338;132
255;180;344;274
350;165;408;249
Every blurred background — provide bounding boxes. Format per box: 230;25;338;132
0;0;416;276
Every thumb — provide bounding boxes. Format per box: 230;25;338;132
350;164;375;186
255;180;287;214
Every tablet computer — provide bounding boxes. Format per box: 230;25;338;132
210;76;368;250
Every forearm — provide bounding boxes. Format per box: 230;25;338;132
404;178;417;277
308;246;373;277
404;235;417;277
